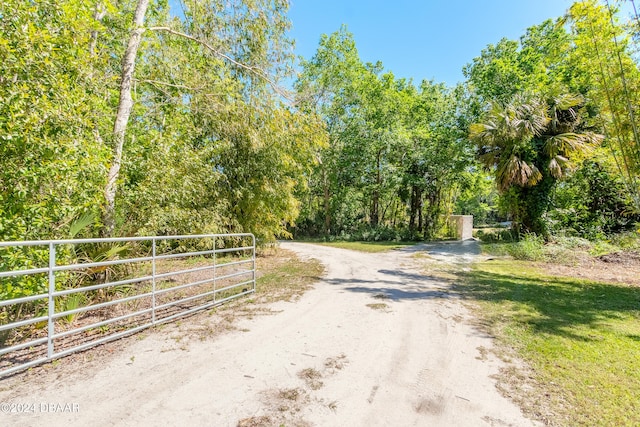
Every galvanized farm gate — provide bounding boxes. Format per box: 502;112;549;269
0;233;255;377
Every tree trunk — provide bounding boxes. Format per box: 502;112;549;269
409;185;418;233
409;184;423;236
103;0;150;236
89;2;107;56
418;193;424;235
391;199;397;228
518;178;554;238
423;189;441;238
380;198;393;225
370;192;379;227
370;150;382;227
323;168;331;236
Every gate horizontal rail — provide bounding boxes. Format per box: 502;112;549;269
0;233;256;378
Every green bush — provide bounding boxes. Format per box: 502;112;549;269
340;225;404;242
608;228;640;250
506;233;546;261
549;161;640;239
476;228;517;243
482;233;556;262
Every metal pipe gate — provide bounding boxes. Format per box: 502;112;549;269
0;233;256;377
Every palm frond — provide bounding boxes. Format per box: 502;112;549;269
471;90;603;195
548;155;569;179
544;132;597;157
553;93;583;111
496;155;542;191
69;213;96;238
547;93;583;133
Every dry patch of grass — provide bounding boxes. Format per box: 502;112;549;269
324;353;348;373
277;387;307;402
176;248;323;340
236;415;273;427
297;367;323;390
238;353;349;427
366;303;389;311
257;387;311;426
539;254;640;287
253;248;324;303
480;235;640;286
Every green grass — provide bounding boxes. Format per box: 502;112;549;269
302;240;416;253
457;260;640;426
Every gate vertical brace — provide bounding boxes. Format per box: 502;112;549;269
252;235;256;292
47;242;56;359
152;238;156;325
213;236;217;302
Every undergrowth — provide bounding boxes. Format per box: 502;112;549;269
480;230;640;264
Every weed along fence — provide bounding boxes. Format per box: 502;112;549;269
0;233;255;377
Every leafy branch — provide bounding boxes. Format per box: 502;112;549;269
146;26;293;101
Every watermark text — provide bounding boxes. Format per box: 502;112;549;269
1;402;80;414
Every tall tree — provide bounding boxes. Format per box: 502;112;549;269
401;81;473;237
295;26;368;235
463;18;572;103
98;0;303;237
1;0;321;243
568;0;640;210
470;91;602;236
295;27;474;239
104;0;150;235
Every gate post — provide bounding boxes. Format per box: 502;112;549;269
47;242;56;359
152;238;156;325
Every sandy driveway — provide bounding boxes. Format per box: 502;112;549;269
1;241;537;427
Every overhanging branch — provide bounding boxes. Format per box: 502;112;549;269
146;26;292;101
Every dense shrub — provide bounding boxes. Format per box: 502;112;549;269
475;228;517;243
549;161;640;239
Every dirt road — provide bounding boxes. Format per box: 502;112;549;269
1;242;538;426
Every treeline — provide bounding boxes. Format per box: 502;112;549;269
293;0;640;240
1;0;639;245
292;27;476;240
1;0;324;243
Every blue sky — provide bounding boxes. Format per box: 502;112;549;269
287;0;577;86
167;1;635;87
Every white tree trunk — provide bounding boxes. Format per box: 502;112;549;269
89;2;106;56
103;0;150;235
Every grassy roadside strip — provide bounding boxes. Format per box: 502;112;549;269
253;247;325;302
455;259;640;426
298;240;416;253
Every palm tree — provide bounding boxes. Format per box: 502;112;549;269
470;92;602;236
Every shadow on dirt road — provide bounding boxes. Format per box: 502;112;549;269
399;240;481;264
